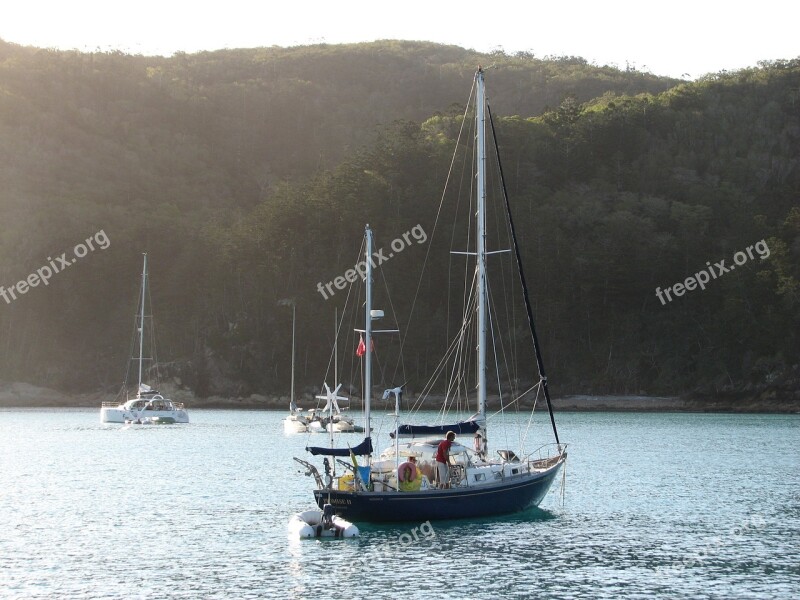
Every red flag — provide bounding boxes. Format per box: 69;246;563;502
356;335;366;357
355;335;374;356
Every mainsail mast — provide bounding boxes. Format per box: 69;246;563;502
476;68;488;422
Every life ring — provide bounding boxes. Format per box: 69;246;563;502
397;461;417;483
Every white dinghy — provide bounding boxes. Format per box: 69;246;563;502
288;504;359;539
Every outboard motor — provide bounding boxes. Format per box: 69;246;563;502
322;458;333;488
322;504;335;530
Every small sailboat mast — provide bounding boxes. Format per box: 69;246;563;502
290;301;296;410
363;225;374;450
137;253;147;392
334;307;338;392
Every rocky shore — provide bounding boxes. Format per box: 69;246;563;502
1;380;798;413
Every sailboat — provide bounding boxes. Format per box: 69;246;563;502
281;300;310;433
100;254;189;424
308;383;356;433
307;383;357;434
305;310;361;434
283;400;309;433
295;69;566;521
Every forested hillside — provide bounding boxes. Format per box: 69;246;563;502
0;39;797;403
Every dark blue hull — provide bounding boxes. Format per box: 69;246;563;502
314;460;564;522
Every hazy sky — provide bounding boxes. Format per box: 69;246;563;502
3;1;798;79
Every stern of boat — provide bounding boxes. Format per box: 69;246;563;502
100;403;128;423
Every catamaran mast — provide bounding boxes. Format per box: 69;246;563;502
137;253;147;391
364;225;373;449
476;68;488;421
290;301;296;408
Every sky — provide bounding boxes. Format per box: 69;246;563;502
2;1;798;80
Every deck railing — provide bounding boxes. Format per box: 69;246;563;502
100;401;186;410
527;443;568;469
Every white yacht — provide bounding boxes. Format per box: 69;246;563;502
283;400;309;433
100;254;189;424
101;384;188;424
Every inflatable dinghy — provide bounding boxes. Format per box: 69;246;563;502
288;504;359;539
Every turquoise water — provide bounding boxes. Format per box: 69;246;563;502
0;409;797;599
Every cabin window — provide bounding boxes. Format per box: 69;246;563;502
473;473;486;482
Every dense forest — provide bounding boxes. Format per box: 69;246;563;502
0;39;797;405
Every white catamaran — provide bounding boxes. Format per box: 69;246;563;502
101;254;188;424
281;300;310;433
295;69;566;521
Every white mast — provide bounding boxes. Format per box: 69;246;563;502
334;307;338;390
331;308;337;448
363;225;373;447
290;301;296;408
137;253;147;391
476;68;487;421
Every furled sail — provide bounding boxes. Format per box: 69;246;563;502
306;437;373;457
391;420;481;438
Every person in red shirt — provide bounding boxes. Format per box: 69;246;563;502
435;431;456;488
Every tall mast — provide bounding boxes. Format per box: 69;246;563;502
290;301;296;407
476;68;487;421
137;253;147;391
334;307;338;389
331;308;336;449
363;225;373;447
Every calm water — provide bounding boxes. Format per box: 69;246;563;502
0;409;797;599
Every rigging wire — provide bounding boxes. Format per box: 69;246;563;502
318;238;364;395
487;102;561;445
371;232;406;391
521;383;542;454
394;80;476;389
407;270;476;416
486;382;541;420
118;271;142;400
486;136;522;411
485;284;510;452
146;267;160;389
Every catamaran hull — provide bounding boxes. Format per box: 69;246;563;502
283;417;308;433
101;408;189;424
313;460;563;522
